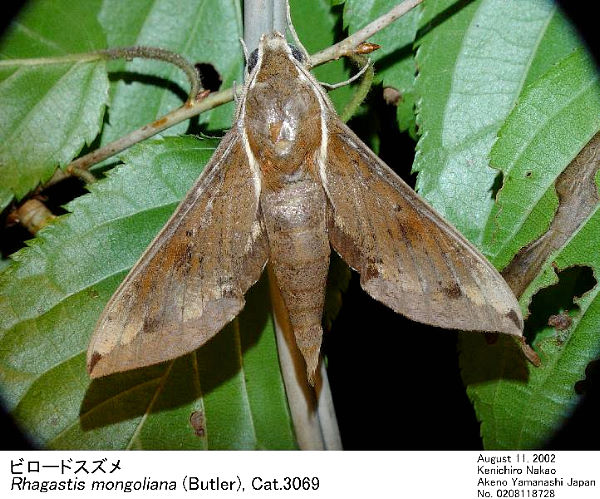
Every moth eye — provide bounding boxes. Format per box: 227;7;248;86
247;49;259;72
289;45;304;63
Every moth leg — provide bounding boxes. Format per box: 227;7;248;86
319;59;371;90
233;80;239;103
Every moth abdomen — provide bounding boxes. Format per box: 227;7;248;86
261;176;330;381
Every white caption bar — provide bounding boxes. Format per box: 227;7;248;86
1;451;598;498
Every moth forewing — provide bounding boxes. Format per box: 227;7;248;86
322;119;523;337
86;131;268;378
88;31;524;383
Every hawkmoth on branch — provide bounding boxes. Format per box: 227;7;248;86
87;32;523;384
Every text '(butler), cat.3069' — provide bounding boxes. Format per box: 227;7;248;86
87;32;523;384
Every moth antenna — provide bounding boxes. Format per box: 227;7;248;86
319;59;371;90
233;80;239;103
240;37;249;64
285;0;310;63
239;37;251;81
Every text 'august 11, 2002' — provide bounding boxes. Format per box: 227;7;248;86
476;452;596;498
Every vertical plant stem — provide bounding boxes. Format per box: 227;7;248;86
246;0;342;450
244;0;274;53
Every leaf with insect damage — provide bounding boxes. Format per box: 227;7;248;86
482;49;600;272
0;137;295;449
460;49;600;449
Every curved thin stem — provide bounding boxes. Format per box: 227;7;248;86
0;53;103;67
69;166;97;184
99;46;201;101
15;199;56;234
0;46;201;103
340;55;375;123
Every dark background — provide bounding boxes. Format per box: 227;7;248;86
1;0;598;450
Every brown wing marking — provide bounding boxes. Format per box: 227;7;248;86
323;118;523;336
87;132;268;378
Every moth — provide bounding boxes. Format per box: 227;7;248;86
87;32;524;383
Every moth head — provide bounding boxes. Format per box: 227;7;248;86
245;31;307;76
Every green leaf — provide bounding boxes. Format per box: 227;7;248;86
414;0;599;449
459;47;600;448
0;0;108;202
461;192;600;448
343;0;422;134
0;0;106;58
97;0;243;146
483;49;600;269
0;185;13;212
0;257;10;272
413;0;581;243
0;136;295;449
291;0;352;113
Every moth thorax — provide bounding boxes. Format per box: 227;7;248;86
246;95;322;178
